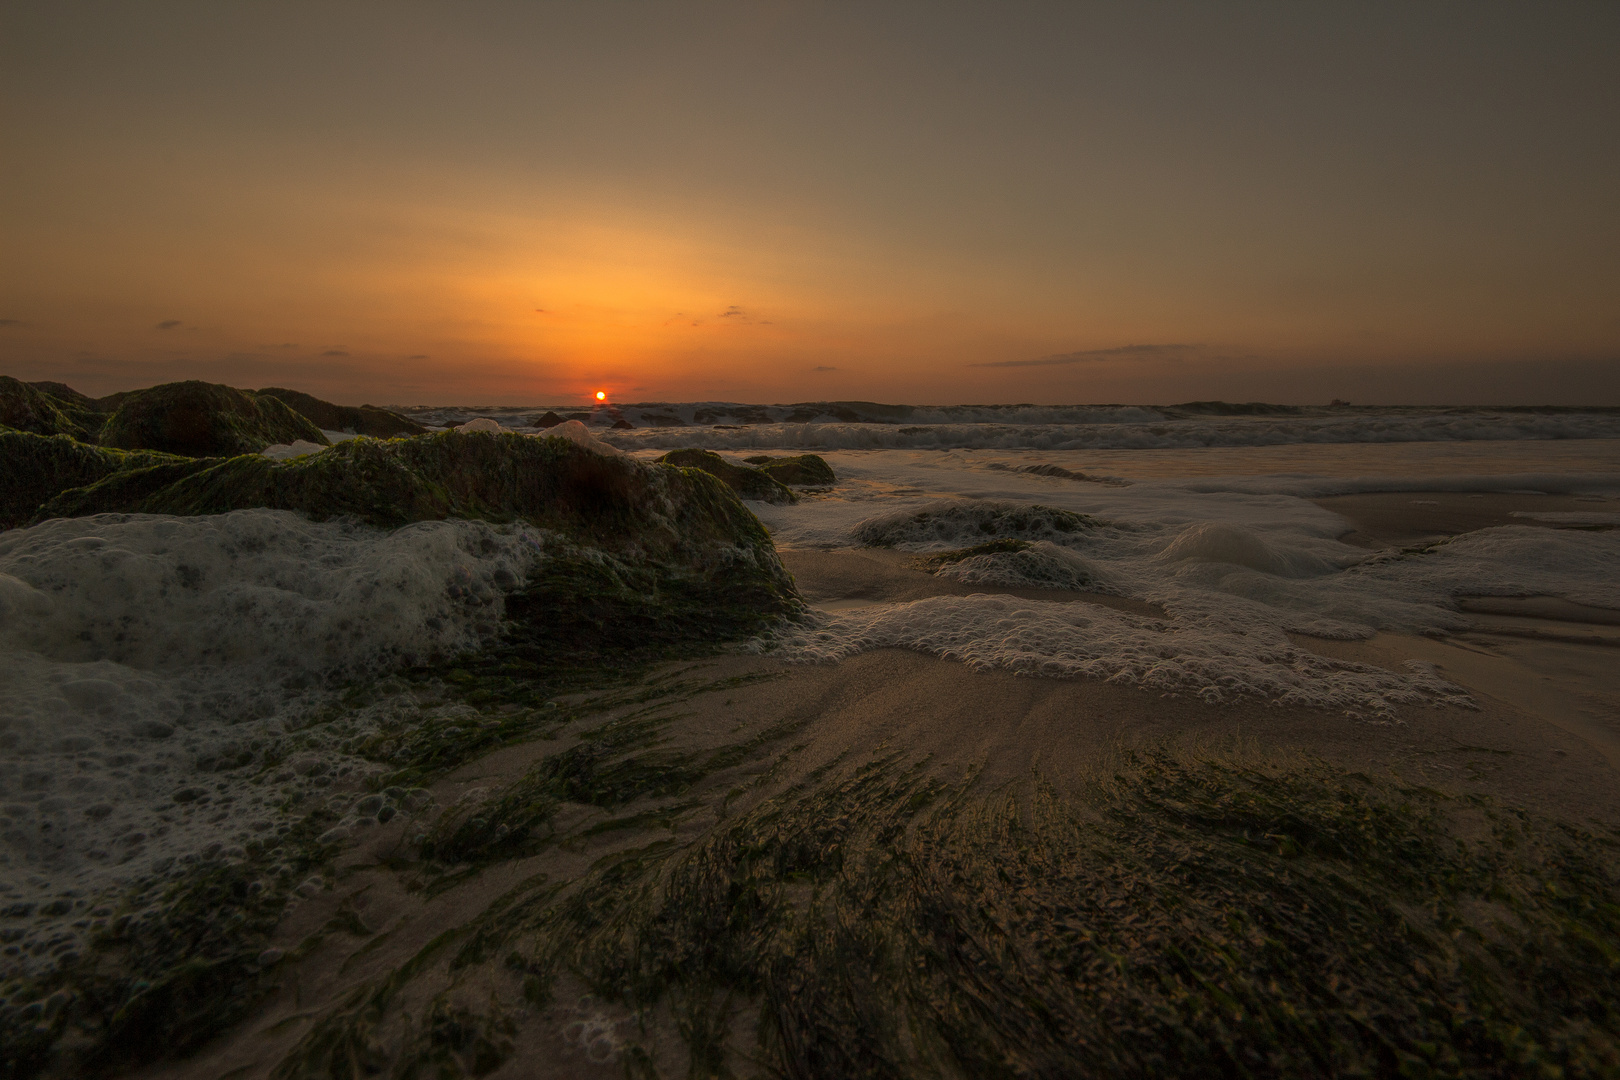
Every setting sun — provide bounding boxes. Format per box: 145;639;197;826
595;391;607;401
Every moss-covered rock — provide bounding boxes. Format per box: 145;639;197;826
255;387;426;438
744;453;836;486
0;431;203;529
0;377;93;439
29;430;801;641
657;448;798;504
98;381;329;457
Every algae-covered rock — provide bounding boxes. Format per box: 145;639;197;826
0;376;93;439
99;381;329;457
256;387;426;438
657;448;798;504
31;431;800;642
0;430;201;529
746;453;836;487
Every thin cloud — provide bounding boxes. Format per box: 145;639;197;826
155;319;182;330
404;354;428;360
973;343;1201;368
812;365;838;372
0;319;21;328
321;349;350;357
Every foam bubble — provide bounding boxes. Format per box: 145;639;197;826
0;510;541;960
755;594;1470;715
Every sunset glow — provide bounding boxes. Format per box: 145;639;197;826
1;5;1615;405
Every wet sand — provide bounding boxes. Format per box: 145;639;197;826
138;493;1620;1079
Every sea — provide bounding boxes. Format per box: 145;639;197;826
4;400;1620;971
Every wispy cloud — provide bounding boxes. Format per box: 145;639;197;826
973;343;1201;368
812;365;838;372
321;349;350;357
404;354;428;360
155;319;182;330
0;318;21;328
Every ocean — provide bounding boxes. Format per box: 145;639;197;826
4;401;1620;975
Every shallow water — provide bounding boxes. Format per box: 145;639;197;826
4;406;1619;976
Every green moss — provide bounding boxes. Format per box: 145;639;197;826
743;454;837;487
657;448;798;504
98;381;328;457
0;378;93;440
0;431;201;529
255;388;426;438
914;537;1034;571
0;803;345;1079
490;751;1620;1078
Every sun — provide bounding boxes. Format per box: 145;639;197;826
595;390;606;402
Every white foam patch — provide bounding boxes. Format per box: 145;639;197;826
755;595;1471;715
261;439;331;460
455;417;512;433
0;510;542;960
543;419;629;458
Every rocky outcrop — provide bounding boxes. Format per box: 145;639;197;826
255;387;426;438
99;381;328;457
657;448;798;504
742;453;836;486
17;429;800;648
0;431;202;529
0;377;95;440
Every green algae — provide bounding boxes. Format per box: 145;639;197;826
0;431;204;529
0;378;95;441
741;453;837;487
657;448;798;505
0;800;346;1080
487;751;1620;1079
914;537;1034;571
98;381;328;457
854;502;1100;547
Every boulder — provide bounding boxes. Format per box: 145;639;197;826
255;387;426;438
748;453;836;486
656;448;798;504
0;430;201;529
99;381;329;457
26;430;801;648
0;376;93;439
534;411;566;428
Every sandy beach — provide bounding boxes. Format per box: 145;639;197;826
124;491;1620;1079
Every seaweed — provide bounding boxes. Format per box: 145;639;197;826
657;449;799;505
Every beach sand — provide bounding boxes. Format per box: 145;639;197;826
134;493;1620;1079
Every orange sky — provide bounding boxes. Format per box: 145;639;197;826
2;3;1617;405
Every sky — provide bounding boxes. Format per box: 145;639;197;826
2;2;1617;406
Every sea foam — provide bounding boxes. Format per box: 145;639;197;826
0;510;540;966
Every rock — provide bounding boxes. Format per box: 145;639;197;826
0;376;93;439
21;429;801;650
99;381;329;457
256;948;284;966
610;418;634;429
656;448;798;505
750;453;836;486
0;430;201;529
255;387;426;438
534;411;566;428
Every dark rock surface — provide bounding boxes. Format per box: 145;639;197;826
743;453;836;486
256;387;426;438
99;381;328;457
0;377;94;439
657;448;798;504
